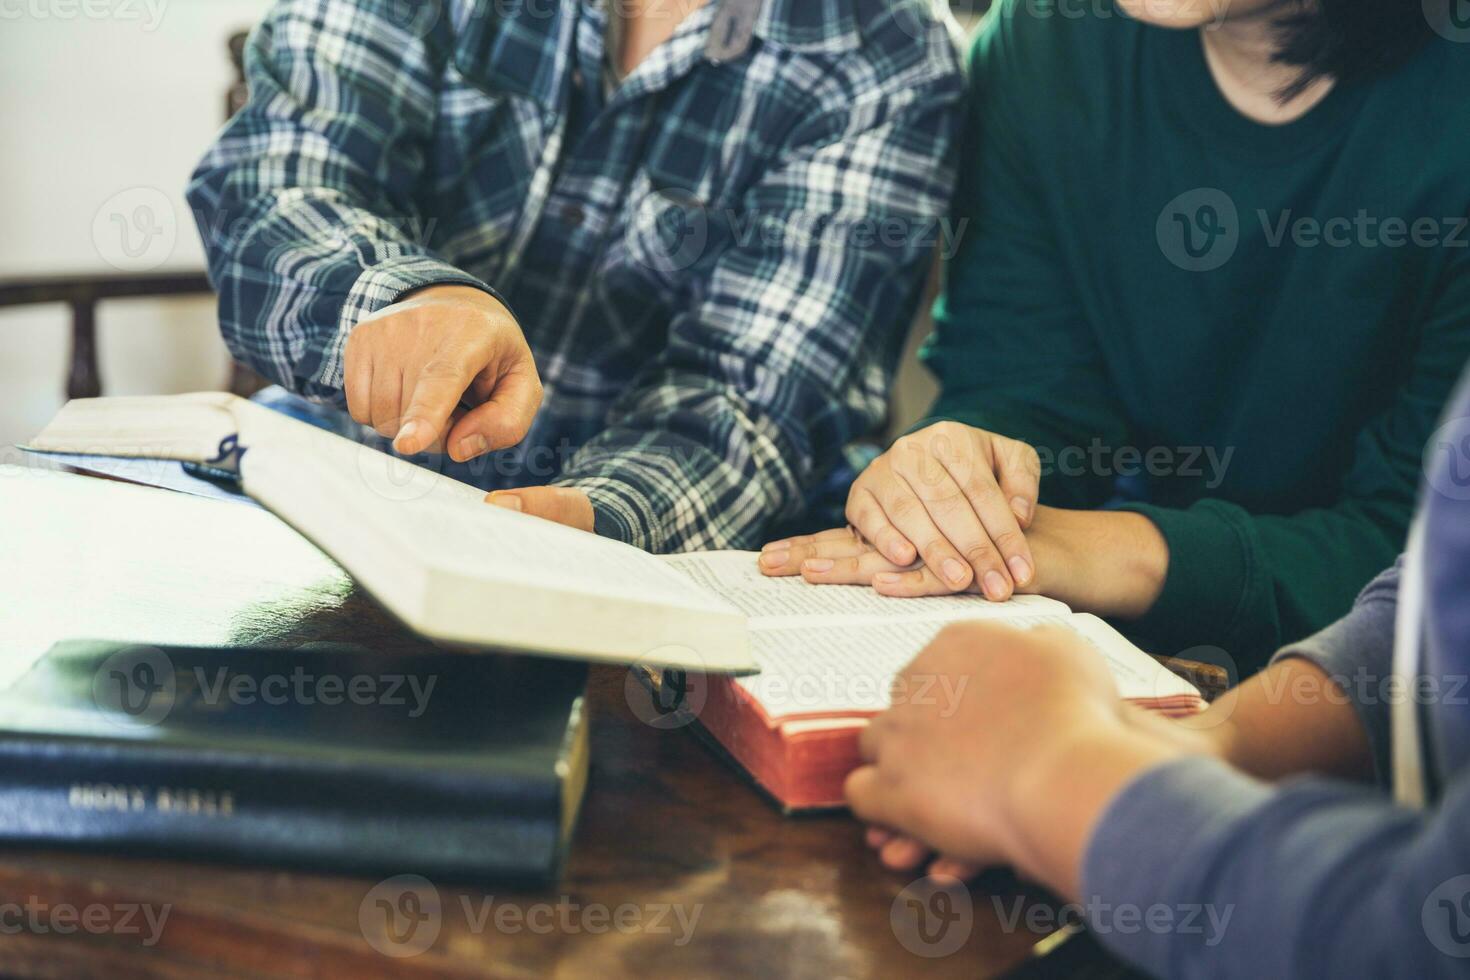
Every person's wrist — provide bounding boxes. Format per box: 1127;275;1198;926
1001;722;1192;898
987;709;1117;864
399;283;493;305
1121;698;1238;764
993;717;1115;886
351;284;516;343
1203;715;1241;766
407;283;515;323
1110;511;1168;617
554;477;653;547
1025;508;1168;618
1017;505;1073;595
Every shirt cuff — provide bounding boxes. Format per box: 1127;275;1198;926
552;475;663;552
1113;499;1264;661
317;256;508;391
1081;756;1275;976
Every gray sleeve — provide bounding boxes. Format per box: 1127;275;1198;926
1082;757;1470;978
1270;558;1401;786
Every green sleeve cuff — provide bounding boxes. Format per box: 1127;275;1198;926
1113;499;1273;665
907;409;982;437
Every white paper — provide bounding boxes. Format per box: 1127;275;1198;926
660;550;1068;627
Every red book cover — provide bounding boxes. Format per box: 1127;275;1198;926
680;672;1205;813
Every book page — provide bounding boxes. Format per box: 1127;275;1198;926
1064;614;1200;700
738;619;961;718
660;550;1068;628
737;614;1198;720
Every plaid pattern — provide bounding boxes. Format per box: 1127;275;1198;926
188;0;963;551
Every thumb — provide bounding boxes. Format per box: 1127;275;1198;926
448;362;543;460
486;487;594;532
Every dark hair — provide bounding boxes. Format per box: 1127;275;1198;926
1274;0;1437;97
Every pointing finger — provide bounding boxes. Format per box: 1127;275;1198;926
397;357;476;457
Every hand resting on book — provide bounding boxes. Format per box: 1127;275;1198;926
759;506;1169;619
827;422;1042;600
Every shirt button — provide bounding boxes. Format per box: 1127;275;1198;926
562;204;585;228
571;68;584;89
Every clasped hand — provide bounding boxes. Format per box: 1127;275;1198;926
759;419;1048;600
759;421;1170;618
803;422;1042;599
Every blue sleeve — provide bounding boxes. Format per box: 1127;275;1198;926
1081;756;1470;978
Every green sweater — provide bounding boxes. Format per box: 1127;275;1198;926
926;3;1470;667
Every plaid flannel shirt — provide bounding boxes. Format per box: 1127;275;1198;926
188;0;963;551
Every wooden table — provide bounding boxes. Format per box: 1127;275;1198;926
0;461;1143;979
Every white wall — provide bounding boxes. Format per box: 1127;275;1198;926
0;0;274;447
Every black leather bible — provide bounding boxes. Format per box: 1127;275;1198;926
0;641;590;884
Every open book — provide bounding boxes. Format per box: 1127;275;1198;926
28;394;1202;808
654;552;1204;809
29;393;750;672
